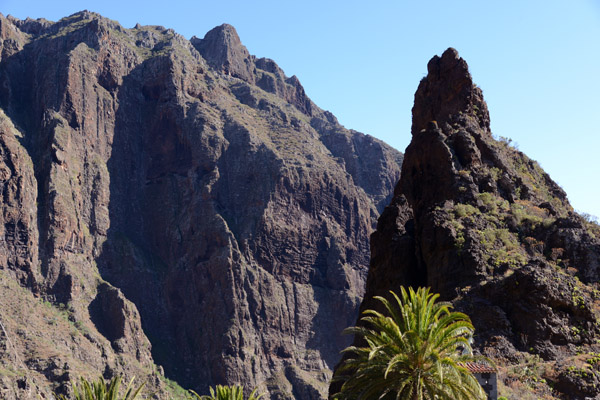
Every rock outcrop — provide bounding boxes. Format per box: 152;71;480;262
0;11;403;399
332;48;600;399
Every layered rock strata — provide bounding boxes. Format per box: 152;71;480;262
0;11;403;399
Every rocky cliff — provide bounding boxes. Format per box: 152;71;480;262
0;11;403;399
333;48;600;399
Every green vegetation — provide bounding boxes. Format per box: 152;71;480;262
0;366;26;378
191;385;263;400
333;287;485;400
41;300;91;337
452;203;480;219
586;352;600;367
507;354;546;387
56;376;145;400
496;135;518;150
571;286;586;309
498;356;551;399
159;375;194;399
565;364;600;380
45;17;93;40
454;229;466;254
579;211;600;239
510;201;555;230
449;195;530;270
445;178;569;272
476;227;527;269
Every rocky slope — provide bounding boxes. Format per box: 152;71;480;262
0;11;403;399
332;48;600;400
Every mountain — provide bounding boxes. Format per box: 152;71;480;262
0;11;403;399
331;48;600;399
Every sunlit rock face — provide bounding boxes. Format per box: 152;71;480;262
0;11;403;399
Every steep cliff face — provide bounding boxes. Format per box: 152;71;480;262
335;48;600;399
0;11;403;399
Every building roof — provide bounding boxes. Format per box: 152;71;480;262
460;362;497;374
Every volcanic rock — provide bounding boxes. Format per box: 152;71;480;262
191;24;255;84
331;48;600;399
0;11;403;399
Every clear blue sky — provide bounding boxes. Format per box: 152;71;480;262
3;1;600;218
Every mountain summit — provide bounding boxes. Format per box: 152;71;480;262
191;24;255;83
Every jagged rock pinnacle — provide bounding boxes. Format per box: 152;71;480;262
411;47;490;136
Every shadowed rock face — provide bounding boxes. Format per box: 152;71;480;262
0;11;403;399
331;48;600;400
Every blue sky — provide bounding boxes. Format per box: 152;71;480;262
3;1;600;218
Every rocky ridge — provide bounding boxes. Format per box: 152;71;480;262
0;11;403;399
332;48;600;400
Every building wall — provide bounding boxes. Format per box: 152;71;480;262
475;372;497;400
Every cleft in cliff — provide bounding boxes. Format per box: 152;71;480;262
335;48;600;399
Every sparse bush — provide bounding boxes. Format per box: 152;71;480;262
455;231;466;254
489;167;501;181
579;212;598;224
477;192;496;210
476;227;527;269
497;135;519;150
579;211;600;238
510;201;554;231
453;203;481;219
586;352;600;367
458;169;471;179
508;354;546;387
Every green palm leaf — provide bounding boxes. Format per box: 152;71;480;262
190;384;263;400
56;376;145;400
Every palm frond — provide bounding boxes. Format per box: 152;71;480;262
56;376;145;400
190;384;263;400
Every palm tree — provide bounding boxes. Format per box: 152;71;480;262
190;384;263;400
333;287;486;400
56;376;145;400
